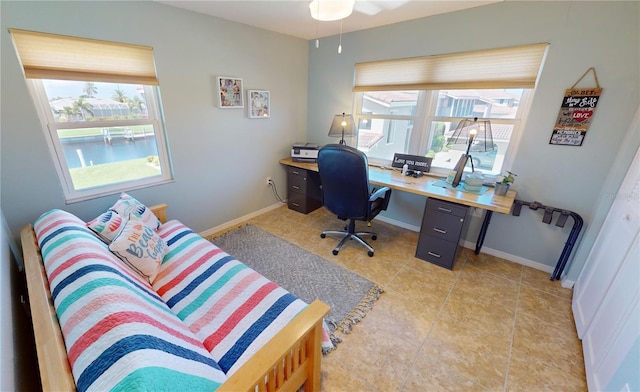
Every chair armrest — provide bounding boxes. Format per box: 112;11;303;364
369;186;391;202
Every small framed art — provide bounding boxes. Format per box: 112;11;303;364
248;90;270;118
217;77;244;108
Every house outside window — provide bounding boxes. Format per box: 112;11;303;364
10;29;173;203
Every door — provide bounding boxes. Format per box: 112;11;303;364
572;145;639;391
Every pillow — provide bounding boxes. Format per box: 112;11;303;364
109;192;161;230
109;217;167;283
86;210;126;243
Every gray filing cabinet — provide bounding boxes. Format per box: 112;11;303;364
286;166;322;214
416;198;470;270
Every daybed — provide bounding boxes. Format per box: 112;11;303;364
21;197;330;392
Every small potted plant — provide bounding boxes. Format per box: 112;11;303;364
495;170;516;196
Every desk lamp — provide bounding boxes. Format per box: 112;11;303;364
448;117;494;187
328;112;356;145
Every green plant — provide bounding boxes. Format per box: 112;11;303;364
499;170;517;185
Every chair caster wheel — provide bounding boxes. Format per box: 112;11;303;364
332;249;339;255
368;251;374;257
320;233;326;238
372;235;377;240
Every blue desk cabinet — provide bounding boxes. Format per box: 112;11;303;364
416;198;470;270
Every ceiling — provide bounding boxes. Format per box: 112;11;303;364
156;0;503;40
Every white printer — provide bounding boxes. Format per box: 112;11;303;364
291;143;320;162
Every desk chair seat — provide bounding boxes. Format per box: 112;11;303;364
317;144;392;257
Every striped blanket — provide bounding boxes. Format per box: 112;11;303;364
34;210;228;392
153;220;309;375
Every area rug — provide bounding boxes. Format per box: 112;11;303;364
211;224;383;350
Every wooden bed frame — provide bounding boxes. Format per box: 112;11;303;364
21;204;330;392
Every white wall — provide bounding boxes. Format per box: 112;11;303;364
306;1;640;280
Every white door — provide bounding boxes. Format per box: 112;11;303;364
572;145;639;391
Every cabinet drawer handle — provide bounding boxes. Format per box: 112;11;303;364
292;170;300;175
291;202;300;207
433;228;447;234
292;185;300;190
438;207;453;213
427;252;441;258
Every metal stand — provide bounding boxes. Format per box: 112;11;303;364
511;199;584;280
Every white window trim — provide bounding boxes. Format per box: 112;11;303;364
27;80;173;203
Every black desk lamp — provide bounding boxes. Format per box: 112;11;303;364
448;117;495;187
328;112;356;145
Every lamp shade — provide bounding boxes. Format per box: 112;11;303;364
309;0;355;21
447;117;495;152
328;112;356;144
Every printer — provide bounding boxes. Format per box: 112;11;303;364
291;142;320;162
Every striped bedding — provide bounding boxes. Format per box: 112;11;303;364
153;220;309;375
34;210;228;392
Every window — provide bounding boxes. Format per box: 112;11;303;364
353;44;548;176
10;29;172;202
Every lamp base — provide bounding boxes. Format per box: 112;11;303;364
450;154;475;187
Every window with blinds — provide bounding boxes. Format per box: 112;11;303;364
10;29;172;202
352;43;549;176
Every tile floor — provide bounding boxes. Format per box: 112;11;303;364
246;205;587;391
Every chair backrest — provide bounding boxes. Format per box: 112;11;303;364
317;144;370;220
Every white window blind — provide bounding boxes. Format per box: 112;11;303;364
9;29;158;85
354;43;548;92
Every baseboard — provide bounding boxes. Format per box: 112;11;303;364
374;215;421;232
460;239;555;274
199;202;285;239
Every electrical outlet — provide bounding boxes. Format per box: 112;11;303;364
266;176;272;186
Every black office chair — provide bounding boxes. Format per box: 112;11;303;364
317;144;392;257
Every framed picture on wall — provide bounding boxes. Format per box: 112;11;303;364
217;77;244;108
248;90;270;118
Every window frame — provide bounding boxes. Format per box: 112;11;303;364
27;79;173;203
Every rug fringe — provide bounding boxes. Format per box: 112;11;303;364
324;284;384;355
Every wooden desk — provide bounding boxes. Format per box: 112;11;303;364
279;157;516;257
279;157;516;214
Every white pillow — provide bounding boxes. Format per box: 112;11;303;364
109;217;167;283
109;192;161;230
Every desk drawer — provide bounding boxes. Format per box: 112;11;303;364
415;236;459;270
422;210;466;242
425;198;468;218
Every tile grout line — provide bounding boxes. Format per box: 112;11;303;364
398;254;469;391
502;266;524;392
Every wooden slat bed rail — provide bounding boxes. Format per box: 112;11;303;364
21;223;76;391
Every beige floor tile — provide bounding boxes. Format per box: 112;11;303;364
517;285;576;332
404;351;490;391
440;287;515;336
507;347;588;392
453;267;520;310
521;266;573;301
464;250;523;282
329;318;420;391
512;312;586;382
385;265;454;308
320;357;377;392
423;314;511;390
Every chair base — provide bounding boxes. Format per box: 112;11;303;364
320;229;377;257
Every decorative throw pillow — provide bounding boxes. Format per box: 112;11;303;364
86;210;126;244
109;192;161;230
109;217;167;283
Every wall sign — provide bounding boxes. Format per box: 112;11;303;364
550;67;602;146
